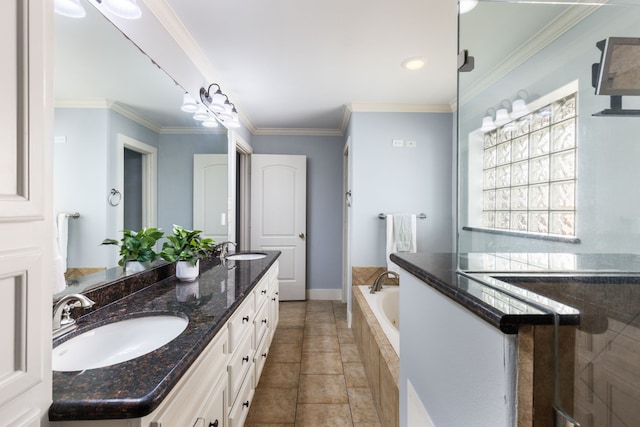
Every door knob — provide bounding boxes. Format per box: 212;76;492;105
299;233;305;239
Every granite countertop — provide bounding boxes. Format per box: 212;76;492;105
49;251;280;421
390;252;582;334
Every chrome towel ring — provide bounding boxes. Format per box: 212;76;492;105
108;188;122;206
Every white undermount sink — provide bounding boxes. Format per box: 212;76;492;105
226;252;267;261
53;314;188;372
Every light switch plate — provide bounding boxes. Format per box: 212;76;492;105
392;139;404;147
407;140;417;148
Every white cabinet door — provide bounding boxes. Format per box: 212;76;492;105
251;155;306;300
0;0;53;425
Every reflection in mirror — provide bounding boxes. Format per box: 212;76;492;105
53;3;228;294
458;1;640;264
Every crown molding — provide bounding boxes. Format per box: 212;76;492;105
459;2;603;106
55;98;113;109
253;127;344;137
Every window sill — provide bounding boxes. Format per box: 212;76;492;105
462;226;581;244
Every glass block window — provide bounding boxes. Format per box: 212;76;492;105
482;93;577;237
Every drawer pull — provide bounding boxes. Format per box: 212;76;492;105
209;421;218;427
262;319;268;324
242;315;249;323
242;355;249;363
243;400;250;408
272;297;276;301
261;289;267;294
275;292;279;295
262;352;268;358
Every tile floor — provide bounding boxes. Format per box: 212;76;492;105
245;300;382;427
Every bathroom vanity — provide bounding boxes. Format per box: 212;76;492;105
49;252;280;427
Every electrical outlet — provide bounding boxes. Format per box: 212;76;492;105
392;139;404;147
407;140;417;148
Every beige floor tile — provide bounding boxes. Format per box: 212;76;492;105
272;327;304;344
298;374;349;404
353;423;382;427
343;362;369;388
245;424;295;427
306;310;336;324
302;335;340;353
258;362;300;388
295;403;353;427
348;388;381;424
340;343;361;363
301;352;344;374
335;317;349;329
306;300;335;312
246;388;298;424
278;313;306;328
304;322;338;337
268;342;302;363
280;301;307;312
338;328;355;344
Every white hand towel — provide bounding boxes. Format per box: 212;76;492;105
386;214;417;273
53;214;67;294
56;213;69;272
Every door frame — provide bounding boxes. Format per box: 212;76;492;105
116;134;157;235
229;131;252;250
343;138;353;311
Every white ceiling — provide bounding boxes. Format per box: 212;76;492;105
164;0;459;134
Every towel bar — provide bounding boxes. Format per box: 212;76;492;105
378;213;427;220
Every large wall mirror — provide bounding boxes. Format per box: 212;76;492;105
54;3;229;290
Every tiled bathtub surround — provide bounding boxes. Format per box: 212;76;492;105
352;285;400;427
246;300;381;426
352;266;399;286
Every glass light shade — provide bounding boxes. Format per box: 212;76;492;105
180;93;198;113
480;116;496;132
510;99;529;119
202;117;219;128
494;108;510;126
459;0;478;14
208;90;226;113
55;0;86;18
102;0;142;19
217;103;234;121
193;106;209;121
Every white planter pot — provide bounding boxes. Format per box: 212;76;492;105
125;261;149;273
176;260;199;282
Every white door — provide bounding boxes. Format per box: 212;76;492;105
0;0;52;425
251;155;306;300
194;154;229;243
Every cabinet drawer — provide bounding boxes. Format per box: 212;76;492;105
254;299;269;348
228;296;255;353
254;275;269;312
254;328;270;388
228;330;253;406
228;368;255;427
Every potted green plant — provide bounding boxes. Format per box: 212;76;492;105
101;227;164;272
160;225;215;281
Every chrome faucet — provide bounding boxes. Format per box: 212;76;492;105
52;294;95;339
216;241;237;259
370;270;399;293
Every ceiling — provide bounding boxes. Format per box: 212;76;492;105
164;0;459;134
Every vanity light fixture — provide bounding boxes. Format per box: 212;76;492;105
193;105;209;121
480;108;497;133
200;84;227;113
55;0;87;18
401;57;426;71
217;100;235;122
494;108;510;126
180;93;199;113
510;90;530;119
459;0;478;14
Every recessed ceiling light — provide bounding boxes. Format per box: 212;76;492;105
401;57;426;71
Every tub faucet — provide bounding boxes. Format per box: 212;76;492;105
370;270;399;294
52;294;95;339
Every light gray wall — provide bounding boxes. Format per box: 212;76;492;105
350;112;455;267
458;4;640;255
54;108;110;268
157;132;227;235
251;134;345;291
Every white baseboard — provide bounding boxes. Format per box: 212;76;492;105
306;289;343;300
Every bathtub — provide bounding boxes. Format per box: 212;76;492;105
358;285;399;356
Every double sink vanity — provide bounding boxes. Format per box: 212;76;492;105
49;251;280;427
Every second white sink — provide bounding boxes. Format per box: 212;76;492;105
53;314;188;372
226;252;267;261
